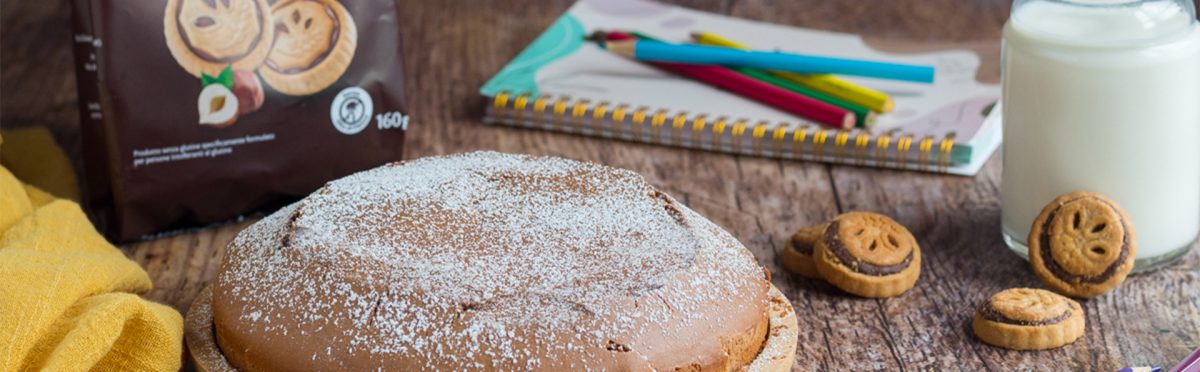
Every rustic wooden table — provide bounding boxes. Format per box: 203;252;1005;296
5;0;1200;370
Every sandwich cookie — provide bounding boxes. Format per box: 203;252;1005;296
1028;191;1136;298
972;288;1085;350
780;224;826;279
814;212;921;298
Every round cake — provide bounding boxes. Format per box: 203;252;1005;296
209;151;793;370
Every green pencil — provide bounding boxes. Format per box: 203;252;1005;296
735;68;876;127
628;31;664;42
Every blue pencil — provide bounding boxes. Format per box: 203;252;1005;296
604;39;935;84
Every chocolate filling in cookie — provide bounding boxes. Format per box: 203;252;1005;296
790;236;814;255
175;0;267;64
264;0;341;75
978;305;1072;327
823;220;913;276
1036;196;1131;284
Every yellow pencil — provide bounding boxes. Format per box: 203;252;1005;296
691;32;895;113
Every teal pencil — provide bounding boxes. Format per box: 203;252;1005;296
604;39;935;83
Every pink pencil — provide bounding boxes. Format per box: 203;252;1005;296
604;31;854;129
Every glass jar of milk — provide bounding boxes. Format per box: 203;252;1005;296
1002;0;1200;272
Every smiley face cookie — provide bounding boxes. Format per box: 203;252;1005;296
1028;191;1137;298
972;288;1085;350
259;0;358;95
164;0;274;77
780;224;826;279
814;212;921;298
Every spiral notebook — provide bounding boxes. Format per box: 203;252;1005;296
480;0;1001;175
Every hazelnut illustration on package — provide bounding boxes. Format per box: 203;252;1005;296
68;0;409;241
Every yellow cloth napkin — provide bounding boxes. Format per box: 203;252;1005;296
0;127;80;202
0;162;182;370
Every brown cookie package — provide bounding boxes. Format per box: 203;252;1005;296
68;0;410;241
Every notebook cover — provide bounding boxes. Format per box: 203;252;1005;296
481;0;1000;175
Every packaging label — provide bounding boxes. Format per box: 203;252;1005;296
330;87;373;135
69;0;409;240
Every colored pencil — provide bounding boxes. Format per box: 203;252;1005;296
651;32;877;126
691;32;895;113
603;39;935;83
607;32;854;129
735;68;877;127
627;31;873;126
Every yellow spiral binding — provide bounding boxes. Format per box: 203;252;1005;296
730;120;748;153
674;114;699;145
532;96;550;127
631;106;649;139
854;132;871;165
649;109;669;140
833;131;850;161
771;125;788;155
493;92;510;110
712;117;728;149
592;101;611;137
917;137;935;171
513;95;530;125
938;138;955;171
489;92;959;172
813;129;830;160
611;104;629;139
691;116;709;146
751;122;768;156
792;126;810;159
896;135;913;169
571;100;590;130
875;134;892;167
552;97;570;127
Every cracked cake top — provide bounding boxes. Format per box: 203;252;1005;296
212;151;770;371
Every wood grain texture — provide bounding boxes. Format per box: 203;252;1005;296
4;0;1200;370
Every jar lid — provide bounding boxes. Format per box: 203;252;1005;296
1011;0;1197;47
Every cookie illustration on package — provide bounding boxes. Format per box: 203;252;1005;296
259;0;358;96
163;0;274;78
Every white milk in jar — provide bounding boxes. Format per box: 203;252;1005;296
1001;0;1200;271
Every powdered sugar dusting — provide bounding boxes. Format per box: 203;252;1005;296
215;152;768;370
